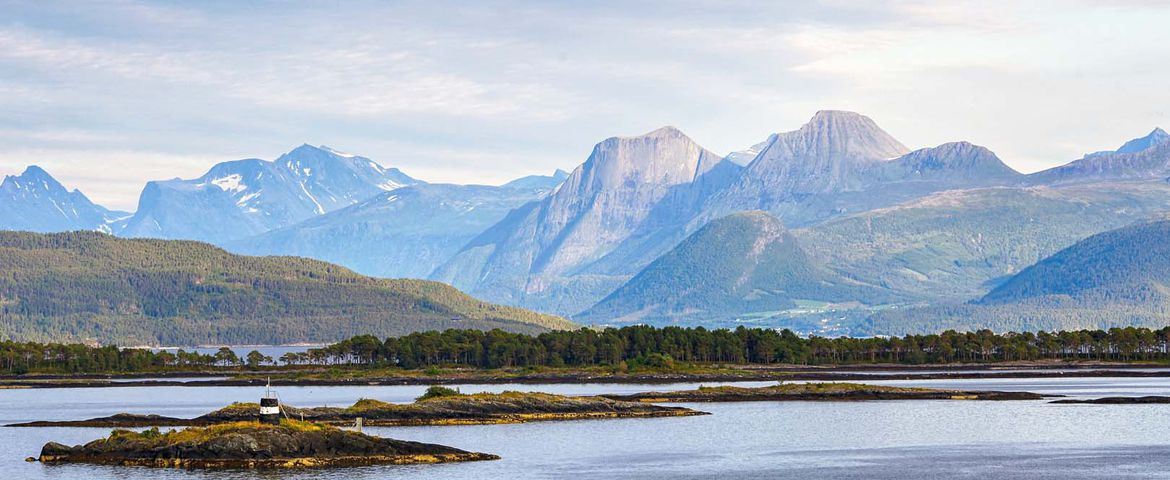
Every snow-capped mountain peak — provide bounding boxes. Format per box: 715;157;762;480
0;165;124;232
119;145;422;243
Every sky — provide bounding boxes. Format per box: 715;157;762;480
1;0;1169;211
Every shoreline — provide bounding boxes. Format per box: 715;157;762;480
4;362;1170;388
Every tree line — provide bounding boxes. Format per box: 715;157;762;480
6;325;1170;374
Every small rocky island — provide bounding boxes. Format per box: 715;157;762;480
36;420;497;468
13;388;705;428
1050;396;1170;404
603;382;1052;402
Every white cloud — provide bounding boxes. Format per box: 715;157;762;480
0;0;1168;208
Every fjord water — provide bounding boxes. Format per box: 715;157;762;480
4;378;1170;479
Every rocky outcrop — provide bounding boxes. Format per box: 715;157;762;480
13;391;705;428
36;421;497;468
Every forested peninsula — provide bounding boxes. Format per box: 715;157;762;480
5;325;1170;376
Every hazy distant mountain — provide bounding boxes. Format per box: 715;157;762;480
579;211;898;325
119;145;420;244
431;126;728;313
703;112;1023;228
1028;128;1170;184
980;219;1170;305
723;136;773;166
0;166;127;233
501;169;570;189
1116;128;1170;154
231;182;554;279
873;141;1022;185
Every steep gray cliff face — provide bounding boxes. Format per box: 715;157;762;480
0;166;126;233
431;126;724;313
530;126;723;276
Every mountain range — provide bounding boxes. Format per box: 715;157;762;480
3;111;1170;337
433;111;1035;316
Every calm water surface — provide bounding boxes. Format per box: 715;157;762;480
4;378;1170;479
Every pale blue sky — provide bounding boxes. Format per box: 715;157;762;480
2;0;1168;210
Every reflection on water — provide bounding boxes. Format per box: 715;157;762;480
4;378;1170;479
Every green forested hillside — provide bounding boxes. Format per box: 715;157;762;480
980;219;1170;304
579;211;901;324
797;181;1170;301
866;219;1170;335
0;231;573;345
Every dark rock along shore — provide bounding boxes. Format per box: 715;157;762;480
1050;396;1170;404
